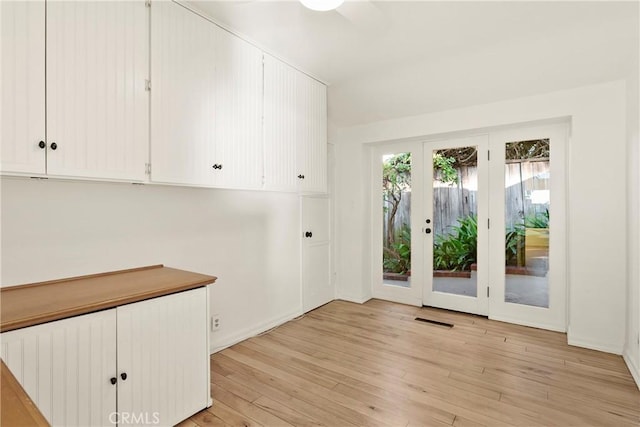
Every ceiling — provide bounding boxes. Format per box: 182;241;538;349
189;1;639;127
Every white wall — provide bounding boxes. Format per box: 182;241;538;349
624;36;640;386
335;80;628;354
0;178;302;353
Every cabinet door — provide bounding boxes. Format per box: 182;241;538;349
0;310;117;427
263;54;298;192
45;0;148;181
297;74;327;193
302;196;333;312
214;27;264;190
117;287;209;426
0;0;46;175
150;1;216;186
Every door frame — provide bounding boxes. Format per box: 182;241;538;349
487;123;568;332
371;141;424;306
422;134;490;316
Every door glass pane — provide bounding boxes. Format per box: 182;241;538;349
504;139;550;307
432;146;478;297
383;153;411;288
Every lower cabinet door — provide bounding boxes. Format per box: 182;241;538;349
0;309;117;426
116;287;209;426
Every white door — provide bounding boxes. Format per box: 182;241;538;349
263;54;298;192
116;287;210;426
150;0;216;186
423;135;489;315
214;27;263;190
488;123;567;331
0;0;46;175
297;74;328;194
1;310;117;426
46;0;148;181
372;142;424;306
302;197;333;312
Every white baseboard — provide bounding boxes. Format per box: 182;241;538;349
623;351;640;390
209;308;303;354
567;328;624;355
337;293;371;304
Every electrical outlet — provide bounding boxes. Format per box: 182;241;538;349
211;315;221;332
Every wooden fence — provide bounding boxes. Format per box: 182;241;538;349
383;160;550;240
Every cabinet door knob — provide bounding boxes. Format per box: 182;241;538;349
50;142;58;150
120;373;127;381
110;377;117;385
305;231;313;238
297;174;305;179
38;141;46;149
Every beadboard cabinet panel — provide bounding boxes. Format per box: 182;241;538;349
297;74;328;193
117;287;209;426
46;0;148;181
150;1;216;186
0;0;46;175
214;27;264;190
263;55;298;192
0;310;117;427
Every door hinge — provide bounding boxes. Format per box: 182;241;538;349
145;0;151;7
488;150;490;161
145;163;151;175
488;218;490;229
487;287;490;297
145;79;151;92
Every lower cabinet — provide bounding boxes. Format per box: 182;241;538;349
0;287;209;426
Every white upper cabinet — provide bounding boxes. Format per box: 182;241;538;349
263;54;327;193
297;73;327;193
213;27;264;190
263;55;299;192
150;0;216;186
0;0;46;175
46;0;148;181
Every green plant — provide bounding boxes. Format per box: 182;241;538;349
383;223;411;274
505;225;525;267
524;209;549;228
433;215;477;271
383;153;411;248
433;153;458;185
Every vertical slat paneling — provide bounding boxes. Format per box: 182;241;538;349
46;0;147;181
0;310;117;427
214;27;263;190
117;288;208;426
263;55;298;192
150;1;216;186
0;0;46;175
297;74;327;193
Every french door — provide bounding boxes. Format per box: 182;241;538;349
487;124;567;331
423;135;489;315
420;123;567;331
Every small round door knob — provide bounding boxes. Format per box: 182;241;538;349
110;377;117;385
120;373;127;381
425;228;432;234
38;141;46;149
50;142;58;150
305;231;313;238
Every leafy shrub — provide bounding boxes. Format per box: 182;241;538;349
524;209;549;228
433;215;477;271
383;223;411;274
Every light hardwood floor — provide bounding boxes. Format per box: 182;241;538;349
180;299;640;427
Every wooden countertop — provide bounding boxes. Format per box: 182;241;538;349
1;360;49;426
1;265;217;333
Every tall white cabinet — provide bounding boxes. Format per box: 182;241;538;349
1;287;209;427
264;54;327;193
0;0;148;181
214;27;264;190
150;0;216;186
1;0;46;175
